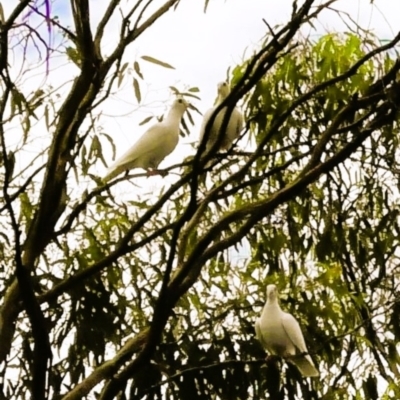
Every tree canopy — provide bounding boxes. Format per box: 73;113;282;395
0;1;399;399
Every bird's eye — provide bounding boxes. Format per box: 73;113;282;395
178;99;183;103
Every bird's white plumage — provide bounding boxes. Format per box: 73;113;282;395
255;284;319;377
199;82;243;155
103;98;189;182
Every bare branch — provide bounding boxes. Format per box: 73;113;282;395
71;0;96;65
27;5;77;43
93;0;120;57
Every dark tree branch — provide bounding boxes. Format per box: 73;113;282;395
0;76;51;400
130;0;153;35
1;0;31;30
93;0;120;57
0;0;181;369
71;0;96;65
133;358;269;397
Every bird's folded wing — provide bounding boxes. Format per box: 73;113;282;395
234;109;244;134
255;318;270;351
199;108;216;143
115;125;166;166
281;312;308;353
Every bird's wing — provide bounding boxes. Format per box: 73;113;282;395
199;107;217;143
254;318;262;341
281;312;308;353
115;123;166;167
103;123;168;181
224;108;243;148
281;312;319;376
234;108;244;135
255;318;269;351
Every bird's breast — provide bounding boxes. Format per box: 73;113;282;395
259;309;295;356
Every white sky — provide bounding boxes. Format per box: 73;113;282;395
83;0;400;178
3;0;400;184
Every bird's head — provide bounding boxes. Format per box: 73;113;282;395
217;81;230;99
266;284;279;302
173;96;190;112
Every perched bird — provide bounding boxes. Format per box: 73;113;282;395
103;97;189;182
255;284;319;377
198;81;243;157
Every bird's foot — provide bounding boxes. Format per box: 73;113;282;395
146;169;168;177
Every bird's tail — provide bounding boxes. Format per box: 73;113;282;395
102;170;115;183
291;355;319;377
103;165;123;183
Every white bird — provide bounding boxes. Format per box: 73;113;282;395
103;98;189;182
199;82;243;157
255;284;319;377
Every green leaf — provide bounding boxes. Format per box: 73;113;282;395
100;132;116;162
133;78;141;103
181;92;201;100
11;88;24;117
117;72;124;88
180;116;189;137
186;109;194;126
44;105;50;129
169;86;179;95
133;61;144;79
81;145;88;175
19;191;33;225
141;55;175;70
66;46;81;67
139;116;153;126
120;62;128;75
22;114;31;144
89;135;102;163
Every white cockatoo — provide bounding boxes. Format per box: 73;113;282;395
199;81;243;157
255;284;319;377
103;97;189;182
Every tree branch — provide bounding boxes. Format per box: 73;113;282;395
0;75;51;400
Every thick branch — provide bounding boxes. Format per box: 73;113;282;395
71;0;96;64
0;78;51;400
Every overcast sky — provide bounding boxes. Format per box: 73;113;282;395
4;0;400;185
